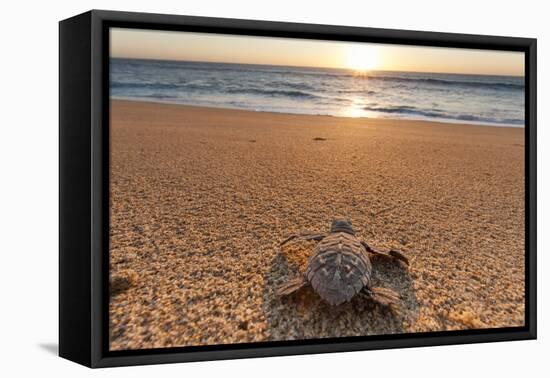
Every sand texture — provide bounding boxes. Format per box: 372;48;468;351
109;100;525;350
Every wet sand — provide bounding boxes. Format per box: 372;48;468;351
109;99;525;350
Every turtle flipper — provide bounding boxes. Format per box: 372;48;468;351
361;241;409;266
366;286;400;306
280;232;326;246
276;275;308;296
388;249;409;266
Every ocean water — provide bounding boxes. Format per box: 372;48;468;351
111;58;525;127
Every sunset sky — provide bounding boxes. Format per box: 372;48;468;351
111;28;524;76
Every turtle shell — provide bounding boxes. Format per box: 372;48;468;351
305;231;372;305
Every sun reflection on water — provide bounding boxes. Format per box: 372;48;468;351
340;97;376;119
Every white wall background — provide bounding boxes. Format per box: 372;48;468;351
0;0;546;376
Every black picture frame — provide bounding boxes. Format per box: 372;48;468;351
59;9;537;368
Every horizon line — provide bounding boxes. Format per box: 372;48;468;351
110;55;525;78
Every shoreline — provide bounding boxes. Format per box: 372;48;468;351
111;97;525;129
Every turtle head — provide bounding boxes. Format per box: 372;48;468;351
330;218;355;235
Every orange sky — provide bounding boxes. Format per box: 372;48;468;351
111;28;524;76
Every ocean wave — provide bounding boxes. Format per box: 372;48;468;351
111;82;211;91
367;76;524;91
363;105;444;118
225;87;320;99
112;58;524;92
336;89;377;95
112;81;321;100
249;69;524;91
112;82;177;89
362;105;524;125
268;70;523;91
268;81;316;91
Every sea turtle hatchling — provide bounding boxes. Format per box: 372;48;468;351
277;218;409;306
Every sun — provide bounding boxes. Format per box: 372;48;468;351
346;45;380;72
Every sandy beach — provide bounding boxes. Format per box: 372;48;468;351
109;99;525;350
